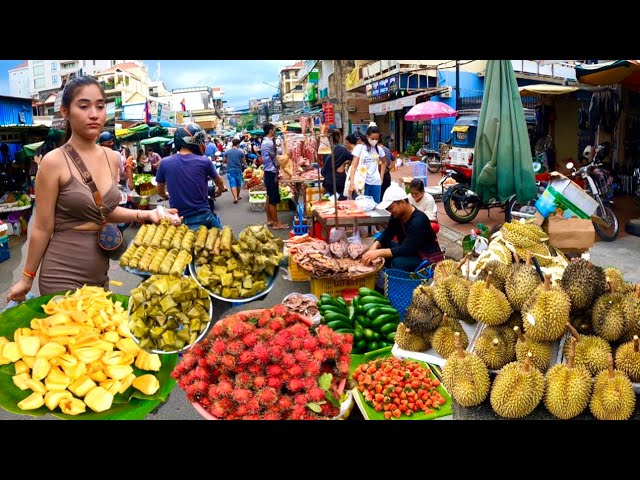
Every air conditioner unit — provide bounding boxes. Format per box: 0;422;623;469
440;86;453;98
346;104;357;112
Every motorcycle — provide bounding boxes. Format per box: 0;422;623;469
417;141;450;174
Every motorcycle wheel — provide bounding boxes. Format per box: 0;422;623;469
593;204;619;241
505;195;539;222
443;184;481;224
425;155;441;173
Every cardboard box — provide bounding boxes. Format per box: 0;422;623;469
535;172;599;220
547;215;595;252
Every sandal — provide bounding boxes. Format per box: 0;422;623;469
233;199;238;204
272;224;289;230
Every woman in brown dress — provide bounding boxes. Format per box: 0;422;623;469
7;76;179;301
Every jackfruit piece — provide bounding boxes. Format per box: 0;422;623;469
31;357;52;381
46;325;81;337
25;378;47;395
21;356;35;369
12;372;32;390
59;397;87;415
36;342;67;359
46;313;72;326
101;331;120;344
88;370;108;383
70;347;104;364
61;361;87;380
44;367;72;391
118;373;137;394
101;351;128;366
68;375;98;397
135;350;162;371
44;390;73;411
105;365;134;381
16;336;41;358
17;392;45;411
84;386;114;413
13;360;29;375
2;342;21;363
100;379;122;396
13;328;32;340
132;374;160;396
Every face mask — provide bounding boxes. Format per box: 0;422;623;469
369;139;378;146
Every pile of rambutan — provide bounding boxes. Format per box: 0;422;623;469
171;304;353;420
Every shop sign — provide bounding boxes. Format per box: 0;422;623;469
367;75;398;97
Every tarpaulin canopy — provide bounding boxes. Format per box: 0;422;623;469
576;60;640;91
23;141;44;157
471;60;537;203
518;84;580;96
139;136;173;145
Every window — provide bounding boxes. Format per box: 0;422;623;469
33;65;44;76
34;78;45;89
52;75;58;84
51;63;58;71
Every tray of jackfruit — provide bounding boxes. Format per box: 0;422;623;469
0;286;177;419
119;222;196;277
188;225;283;303
128;275;213;354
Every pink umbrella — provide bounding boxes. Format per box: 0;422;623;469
404;101;457;121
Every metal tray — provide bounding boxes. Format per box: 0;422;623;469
189;260;279;304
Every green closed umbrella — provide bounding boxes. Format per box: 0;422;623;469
471;60;537;203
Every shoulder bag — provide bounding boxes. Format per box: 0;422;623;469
62;143;126;260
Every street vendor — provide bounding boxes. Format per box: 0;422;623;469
362;183;442;271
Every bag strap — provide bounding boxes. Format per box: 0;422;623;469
62;143;107;223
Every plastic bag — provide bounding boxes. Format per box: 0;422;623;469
347;227;362;244
329;227;347;243
473;235;489;256
354;194;376;212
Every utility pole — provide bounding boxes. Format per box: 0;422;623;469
455;60;461;110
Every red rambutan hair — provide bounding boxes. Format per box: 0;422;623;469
266;364;283;377
245;398;260;414
237;350;254;365
281;353;296;368
217;380;234;397
312;349;327;363
242;331;259;348
252;343;270;364
302;337;318;351
253;375;267;389
288;364;304;378
235;372;252;389
262;412;281;420
267;376;284;389
304;360;322;377
226;340;245;356
307;386;325;402
294;393;309;405
248;364;262;374
220;354;236;371
294;350;310;364
257;387;278;406
289;404;307;420
258;310;272;326
272;304;287;316
268;345;284;362
211;339;226;355
287;378;304;392
231;388;253;404
269;318;285;332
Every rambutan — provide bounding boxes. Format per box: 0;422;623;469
283;312;299;325
231;321;249;339
194;380;209;395
242;331;259;348
193;366;210;381
304;360;322;377
210;403;226;419
337;361;350;375
289;337;304;350
308;386;325;402
219;397;234;411
282;372;291;382
177;377;190;390
226;340;245;356
272;304;287;316
235;405;248;417
288;364;304;378
316;325;333;344
267;376;284;389
269;317;285;332
180;354;198;370
258;310;272;326
294;350;310;363
289;323;309;339
231;388;253;404
312;349;327;363
266;365;283;377
235;372;252;389
216;380;234;397
220;354;236;371
205;351;220;367
281;353;296;368
272;331;291;347
197;358;208;368
268;345;284;361
243;414;262;420
330;333;343;345
294;393;309;406
302;337;318;351
263;412;281;420
302;377;317;390
199;396;211;407
257;387;278;406
252;343;270;364
191;343;206;357
253;376;266;389
210;321;225;337
324;348;337;360
339;342;352;355
287;378;304;392
245;398;261;414
277;395;293;411
211;339;226;355
207;384;219;400
234;351;252;366
248;364;262;374
290;404;307;420
185;383;199;400
256;327;275;341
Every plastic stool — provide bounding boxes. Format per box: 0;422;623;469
412;162;428;187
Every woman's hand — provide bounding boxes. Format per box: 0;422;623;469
7;277;33;303
147;207;182;226
361;250;380;266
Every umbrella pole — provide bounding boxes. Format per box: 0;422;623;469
328;133;338;236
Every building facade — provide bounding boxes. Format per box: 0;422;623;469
8;62;29;98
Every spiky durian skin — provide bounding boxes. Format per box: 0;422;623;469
622;296;640;341
614;341;640;382
403;286;443;334
563;336;611;377
442;353;490;407
570;311;593;336
521;289;571;342
505;266;541;312
560;259;607;313
476;261;511;292
433;259;463;283
591;293;627;342
500;221;548;249
603;267;625;293
433;277;473;322
474;327;516;370
515;339;552;372
395;323;430;352
544;363;592;419
432;323;468;359
490;361;545;418
467;282;512;325
505;311;524;331
589;370;636;420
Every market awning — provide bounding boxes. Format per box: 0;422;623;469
23;141;44;157
369;89;446;115
576;60;640;91
140;136;172;145
518;84;579;96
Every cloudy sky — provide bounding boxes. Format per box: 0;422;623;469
0;60;298;110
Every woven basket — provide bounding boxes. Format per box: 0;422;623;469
384;265;433;321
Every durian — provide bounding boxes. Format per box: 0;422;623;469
490;352;545;418
569;310;593;336
500;220;549;249
442;332;490;407
432;314;468;359
432;254;467;283
564;323;611;376
467;272;512;325
622;285;640;341
505;252;542;312
590;279;627;342
394;323;429;352
603;267;625;293
433;266;473;323
475;260;512;292
589;353;636;420
514;326;552;372
521;274;571;342
560;259;607;313
473;326;516;370
403;284;443;334
614;335;640;382
544;337;592;420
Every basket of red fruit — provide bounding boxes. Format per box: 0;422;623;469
172;305;355;420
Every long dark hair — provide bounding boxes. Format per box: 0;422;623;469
61;76;106;144
364;125;380;151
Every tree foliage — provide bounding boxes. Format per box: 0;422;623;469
237;113;257;132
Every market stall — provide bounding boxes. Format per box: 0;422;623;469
311;199;390;241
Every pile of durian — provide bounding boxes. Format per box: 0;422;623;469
399;222;640;419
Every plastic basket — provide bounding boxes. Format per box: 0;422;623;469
310;274;376;299
0;236;9;263
383;261;434;320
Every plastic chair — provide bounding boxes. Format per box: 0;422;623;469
412;162;428;187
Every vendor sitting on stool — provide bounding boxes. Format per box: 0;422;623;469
362;183;442;272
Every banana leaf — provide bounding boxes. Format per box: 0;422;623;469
0;292;177;420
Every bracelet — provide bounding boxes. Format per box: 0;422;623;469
136;210;141;222
23;269;36;279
